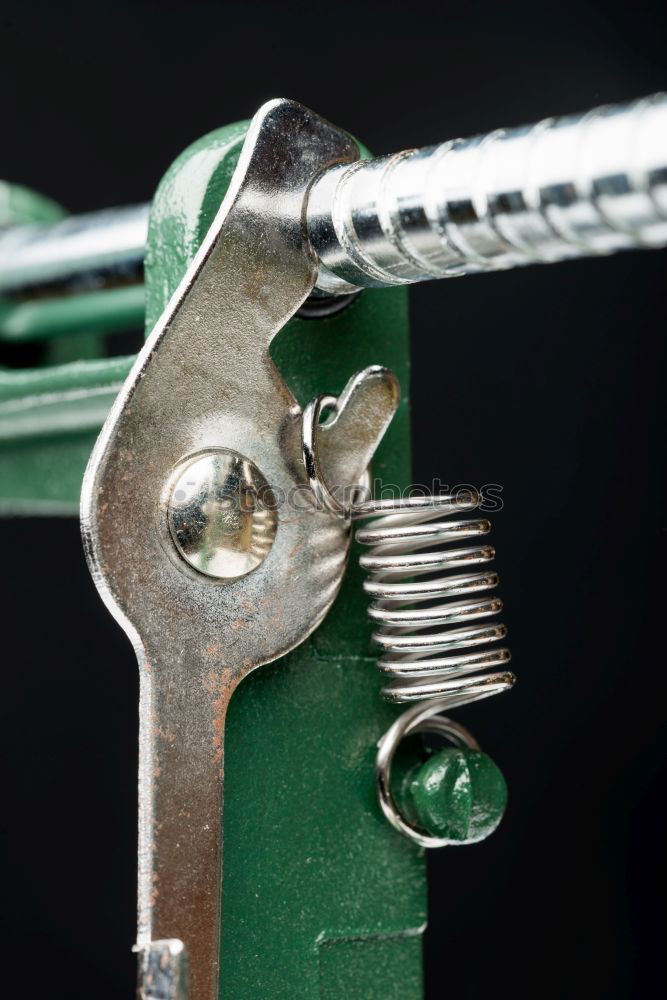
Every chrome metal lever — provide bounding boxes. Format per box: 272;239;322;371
80;99;399;1000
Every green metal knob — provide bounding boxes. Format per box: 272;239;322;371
397;747;508;845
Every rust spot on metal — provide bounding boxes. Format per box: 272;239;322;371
204;669;235;770
265;600;285;631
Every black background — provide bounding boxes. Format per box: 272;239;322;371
2;2;666;997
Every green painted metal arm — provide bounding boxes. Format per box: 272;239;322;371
0;285;143;343
0;183;131;511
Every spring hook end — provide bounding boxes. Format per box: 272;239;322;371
375;700;513;848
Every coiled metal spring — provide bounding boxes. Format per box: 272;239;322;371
302;391;516;714
303;390;517;845
351;493;516;710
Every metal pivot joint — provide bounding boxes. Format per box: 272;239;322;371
81;100;400;1000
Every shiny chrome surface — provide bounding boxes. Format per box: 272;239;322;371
0;203;148;293
309;92;667;291
81;99;400;1000
353;493;514;703
165;449;277;580
301;365;400;517
2;94;665;301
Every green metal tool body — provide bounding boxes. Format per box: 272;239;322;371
0;112;425;997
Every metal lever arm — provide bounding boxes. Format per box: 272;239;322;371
80;100;400;1000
